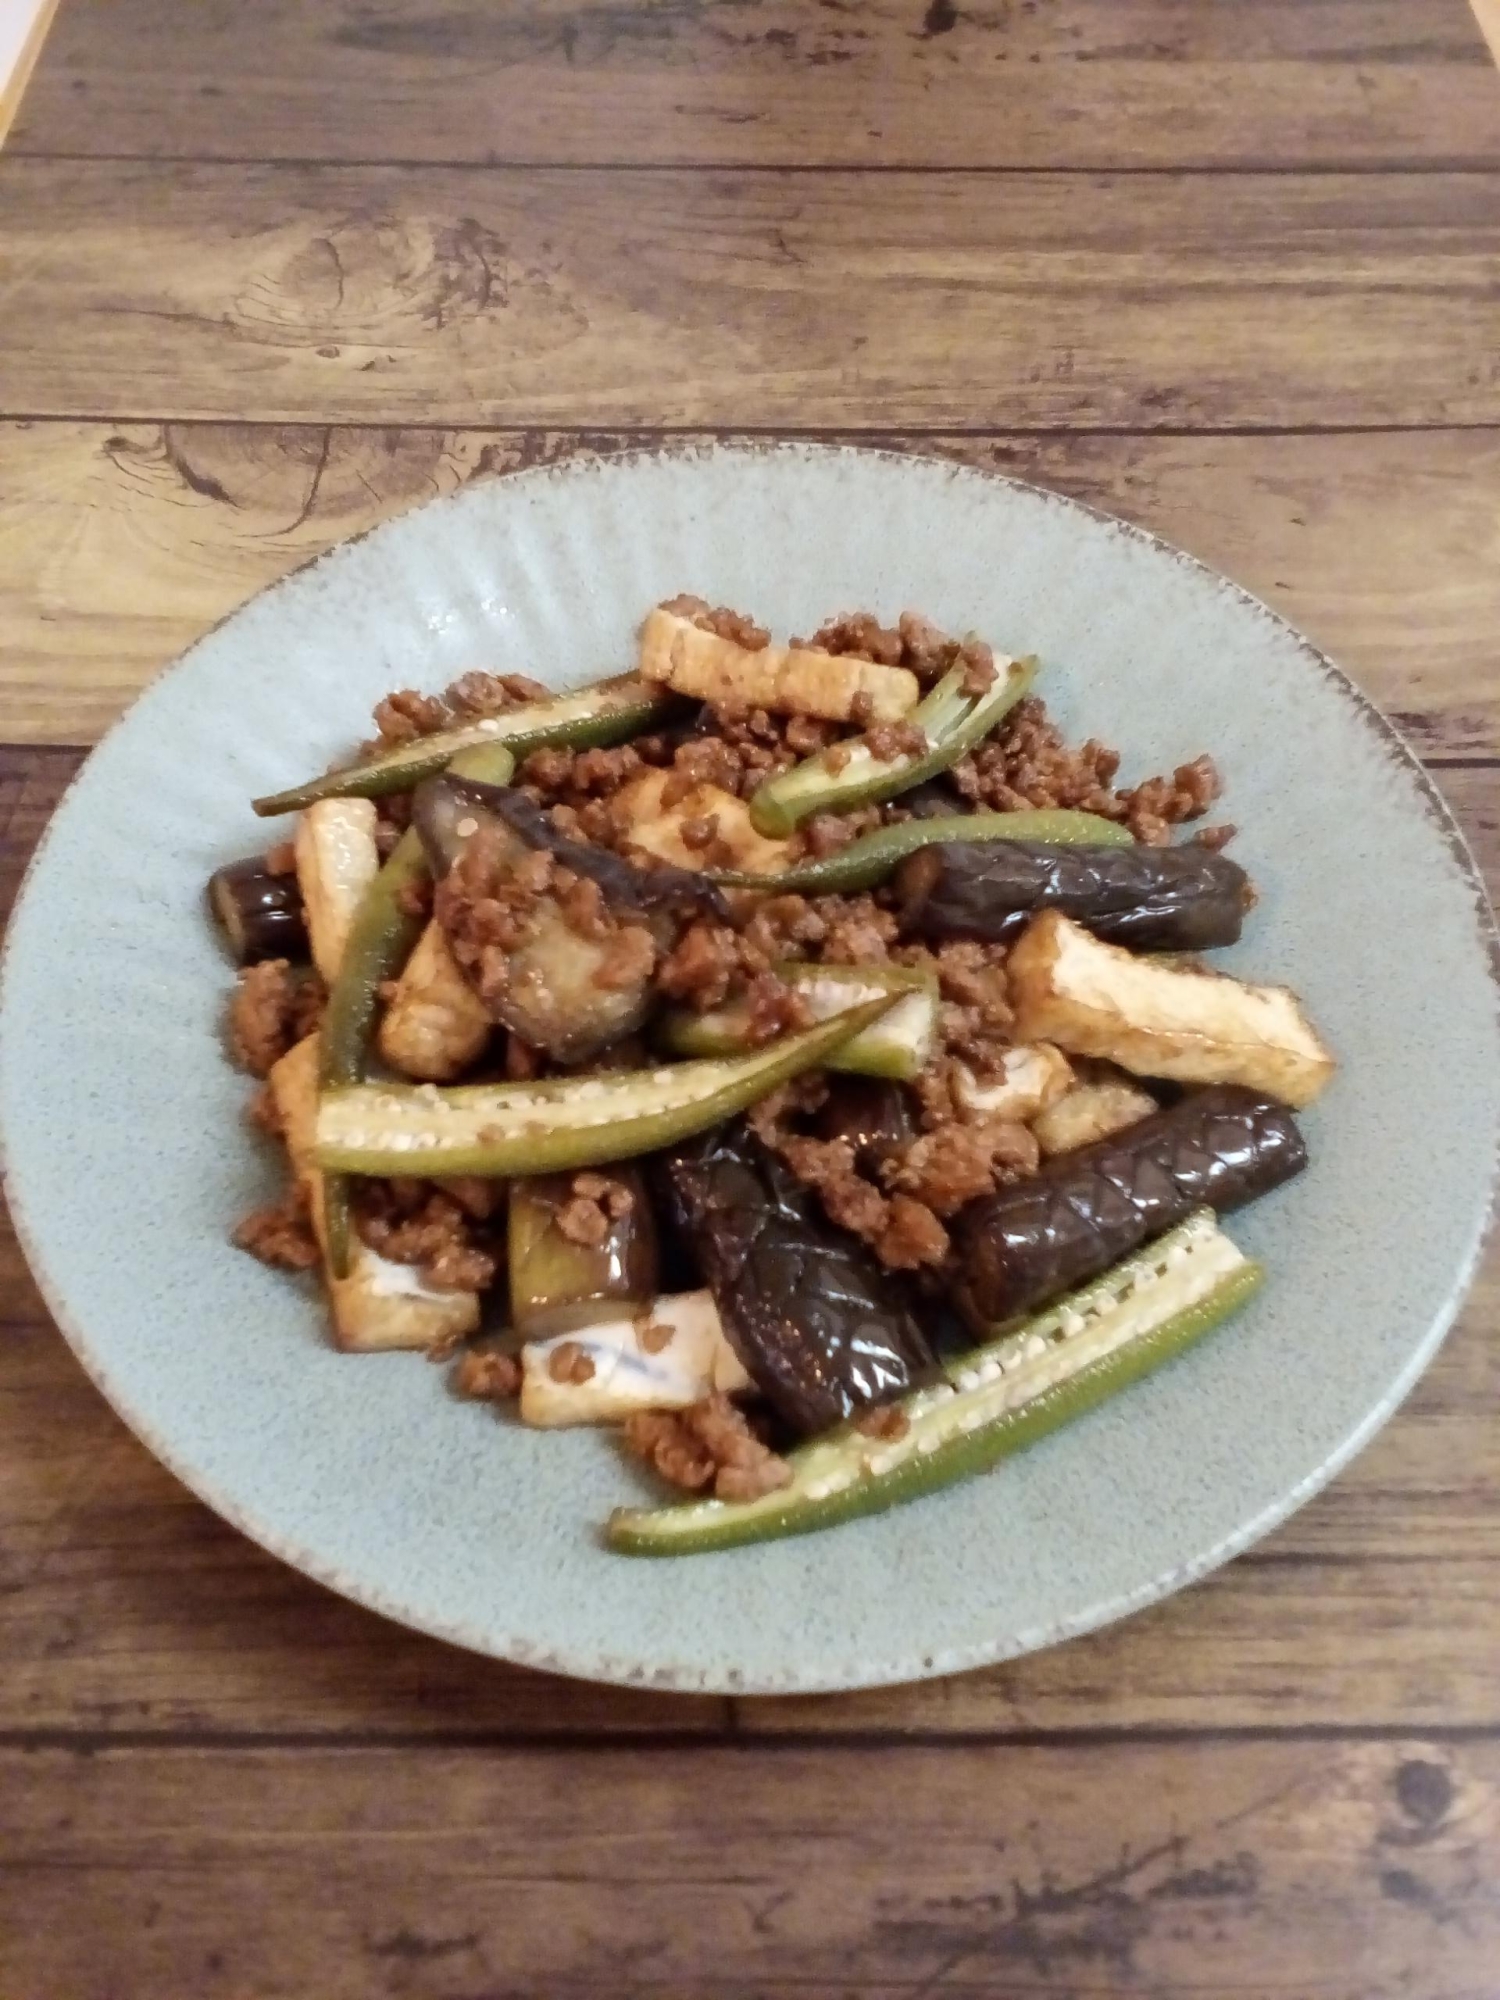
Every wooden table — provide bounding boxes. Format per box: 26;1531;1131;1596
3;5;1500;1992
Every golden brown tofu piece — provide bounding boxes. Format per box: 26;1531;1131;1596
1032;1074;1160;1155
377;920;491;1081
611;768;793;876
638;607;919;724
1008;912;1335;1109
951;1044;1075;1126
270;1036;479;1352
294;797;380;984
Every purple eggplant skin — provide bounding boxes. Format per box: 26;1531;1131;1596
815;1076;917;1175
414;775;728;925
657;1124;937;1438
895;839;1250;952
951;1084;1305;1332
208;856;308;964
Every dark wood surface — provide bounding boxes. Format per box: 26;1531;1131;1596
2;5;1499;1993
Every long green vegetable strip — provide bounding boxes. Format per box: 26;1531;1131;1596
608;1213;1262;1555
747;654;1036;837
316;997;898;1179
712;807;1132;897
253;676;672;816
318;742;515;1276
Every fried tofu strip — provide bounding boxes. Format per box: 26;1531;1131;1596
377;920;492;1081
1032;1074;1159;1156
951;1044;1075;1125
270;1035;479;1351
639;606;919;725
611;768;793;876
295;797;380;983
520;1292;751;1428
1009;912;1335;1109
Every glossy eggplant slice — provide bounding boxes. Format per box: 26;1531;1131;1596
895;839;1250;951
814;1076;916;1174
658;1124;936;1438
208;855;308;964
951;1083;1305;1331
412;775;726;1063
508;1167;659;1338
416;776;728;926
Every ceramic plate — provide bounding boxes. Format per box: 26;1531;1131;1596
3;443;1497;1693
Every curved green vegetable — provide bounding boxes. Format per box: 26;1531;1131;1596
253;675;672;816
713;808;1132;898
658;962;938;1081
748;654;1036;839
315;995;898;1180
607;1212;1262;1555
318;742;514;1276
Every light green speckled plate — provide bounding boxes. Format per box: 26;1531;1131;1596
2;442;1497;1693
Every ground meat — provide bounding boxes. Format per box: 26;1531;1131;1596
817;895;899;968
802;609;995;694
233;1183;320;1271
797;807;883;862
892;940;1015;1070
656;921;743;1009
226;959;326;1077
396;874;433;921
947;695;1219;845
554;1172;634;1248
355;1183;498;1293
740;894;828;960
372;688;448;745
446;669;548;716
624;1394;792;1500
557;870;610;941
1193;822;1238;851
593;924;657;992
804;611;906;667
505;1033;543;1081
864;719;929;763
547;1340;597;1386
635;1313;676;1354
660;594;771;652
452;1348;523;1400
884;1119;1039;1217
741;972;812;1045
878;1194;951;1271
433;823;548;1013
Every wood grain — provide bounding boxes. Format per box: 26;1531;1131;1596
5;422;1500;754
4;164;1500;429
13;0;1500;171
2;1736;1497;1997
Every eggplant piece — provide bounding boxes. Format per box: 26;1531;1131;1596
896;839;1250;951
951;1083;1305;1331
815;1076;916;1174
508;1167;659;1338
208;856;308;964
415;776;729;924
413;775;725;1064
658;1124;936;1438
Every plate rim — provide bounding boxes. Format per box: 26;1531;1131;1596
3;435;1497;1694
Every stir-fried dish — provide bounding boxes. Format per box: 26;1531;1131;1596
219;598;1334;1553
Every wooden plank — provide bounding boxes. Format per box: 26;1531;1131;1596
0;760;1496;1740
3;164;1499;429
2;1737;1498;1997
14;0;1500;171
1472;0;1500;65
4;423;1500;754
